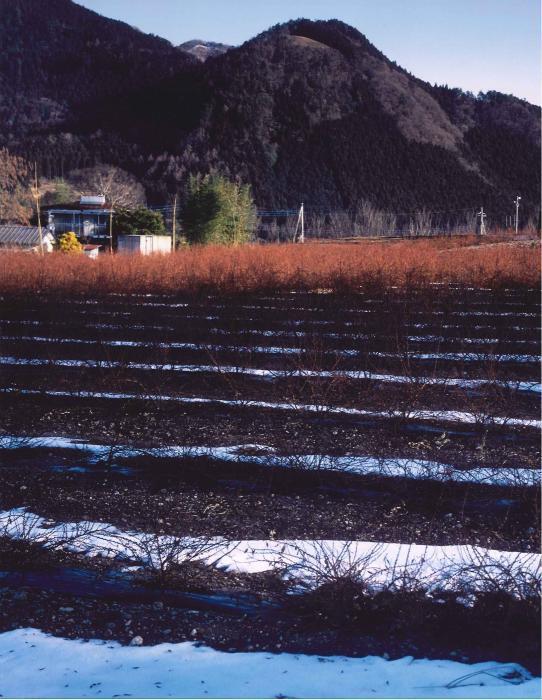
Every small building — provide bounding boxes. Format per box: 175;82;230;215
46;195;113;242
0;225;55;252
82;244;102;259
117;234;172;255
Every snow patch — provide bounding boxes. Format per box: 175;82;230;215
0;629;538;699
3;388;540;428
0;354;538;393
0;435;539;487
0;509;539;594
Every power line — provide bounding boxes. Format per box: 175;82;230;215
257;209;299;216
149;203;479;218
301;206;478;217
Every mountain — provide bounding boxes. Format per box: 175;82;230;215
0;0;197;186
0;0;192;136
1;0;540;221
179;39;232;61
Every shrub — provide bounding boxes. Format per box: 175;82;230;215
182;174;257;245
114;207;166;237
0;238;538;296
57;231;82;253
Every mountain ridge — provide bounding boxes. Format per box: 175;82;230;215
0;1;539;220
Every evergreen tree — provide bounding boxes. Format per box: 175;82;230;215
113;207;166;236
182;175;256;245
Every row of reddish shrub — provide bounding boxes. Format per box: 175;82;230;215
0;237;539;297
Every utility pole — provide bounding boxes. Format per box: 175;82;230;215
294;203;305;243
477;206;486;236
108;207;113;254
514;195;521;234
33;162;44;255
172;194;177;248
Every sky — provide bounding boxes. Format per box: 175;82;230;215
76;0;541;105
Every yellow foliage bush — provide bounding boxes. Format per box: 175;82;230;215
57;231;82;254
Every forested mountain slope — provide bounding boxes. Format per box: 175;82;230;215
1;1;539;218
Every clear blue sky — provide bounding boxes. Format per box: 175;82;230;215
77;0;541;104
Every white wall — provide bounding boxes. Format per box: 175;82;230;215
117;235;172;255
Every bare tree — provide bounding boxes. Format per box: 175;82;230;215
353;200;397;237
328;210;351;238
307;213;327;239
67;165;146;208
413;208;433;237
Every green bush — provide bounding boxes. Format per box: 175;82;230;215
182;174;256;245
114;207;166;237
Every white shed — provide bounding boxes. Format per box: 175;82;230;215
117;234;172;255
82;244;102;259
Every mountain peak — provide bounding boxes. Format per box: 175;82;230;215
0;4;538;217
178;39;232;61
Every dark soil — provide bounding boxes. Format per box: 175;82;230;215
0;572;538;675
0;458;538;551
2;391;540;450
0;290;539;671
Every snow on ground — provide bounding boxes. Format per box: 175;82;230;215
3;388;539;428
68;298;538;317
0;435;538;487
1;353;539;392
418;323;539;332
4;329;540;356
0;629;538;699
3;329;540;348
371;351;539;363
2;317;538;333
0;318;178;331
2;348;540;364
407;335;537;346
1;508;539;593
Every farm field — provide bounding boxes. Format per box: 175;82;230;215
0;241;540;698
